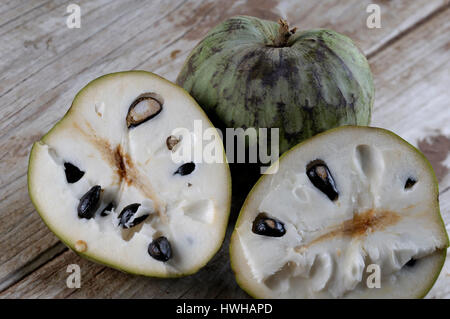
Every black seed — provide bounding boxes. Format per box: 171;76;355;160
148;236;172;262
126;93;163;128
77;185;101;219
405;258;416;267
100;202;115;217
252;213;286;237
64;162;85;183
118;203;148;228
404;177;417;190
306;160;339;201
174;162;195;176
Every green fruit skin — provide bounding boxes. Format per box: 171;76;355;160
177;15;374;154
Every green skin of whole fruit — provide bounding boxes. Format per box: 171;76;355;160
177;16;374;154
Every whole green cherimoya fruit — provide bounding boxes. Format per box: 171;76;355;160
177;16;374;154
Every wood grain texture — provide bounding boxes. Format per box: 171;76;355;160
0;0;449;298
371;7;450;190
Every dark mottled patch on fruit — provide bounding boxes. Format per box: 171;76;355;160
176;57;195;87
317;35;355;86
418;135;450;182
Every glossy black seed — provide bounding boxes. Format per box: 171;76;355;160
100;202;115;217
118;203;148;228
404;177;417;190
252;213;286;237
64;162;85;183
126;94;163;128
174;162;195;176
77;185;101;219
306;160;339;201
148;236;172;262
405;258;417;267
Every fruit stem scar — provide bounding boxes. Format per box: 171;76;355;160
271;19;297;47
294;209;401;252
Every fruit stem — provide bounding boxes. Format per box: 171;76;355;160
272;18;297;47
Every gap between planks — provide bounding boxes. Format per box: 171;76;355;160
365;1;449;59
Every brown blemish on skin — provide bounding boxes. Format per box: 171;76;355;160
418;135;450;182
295;210;401;252
74;240;87;252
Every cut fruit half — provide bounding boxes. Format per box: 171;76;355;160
28;71;231;277
230;126;448;298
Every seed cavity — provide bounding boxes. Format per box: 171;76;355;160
404;177;417;190
405;258;416;267
166;135;180;151
252;213;286;237
94;101;105;117
306;159;339;201
74;240;87;253
100;202;115;217
77;185;101;219
64;162;85;183
174;162;195;176
148;236;172;262
126;93;163;128
118;203;149;228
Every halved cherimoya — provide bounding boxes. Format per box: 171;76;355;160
230;126;448;298
28;71;231;277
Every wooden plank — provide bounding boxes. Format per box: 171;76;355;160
370;7;450;190
0;1;55;37
0;228;249;299
0;0;449;297
0;1;31;16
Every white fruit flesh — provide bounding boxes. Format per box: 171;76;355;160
28;71;231;276
231;126;448;298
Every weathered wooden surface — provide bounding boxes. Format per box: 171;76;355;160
0;0;449;298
